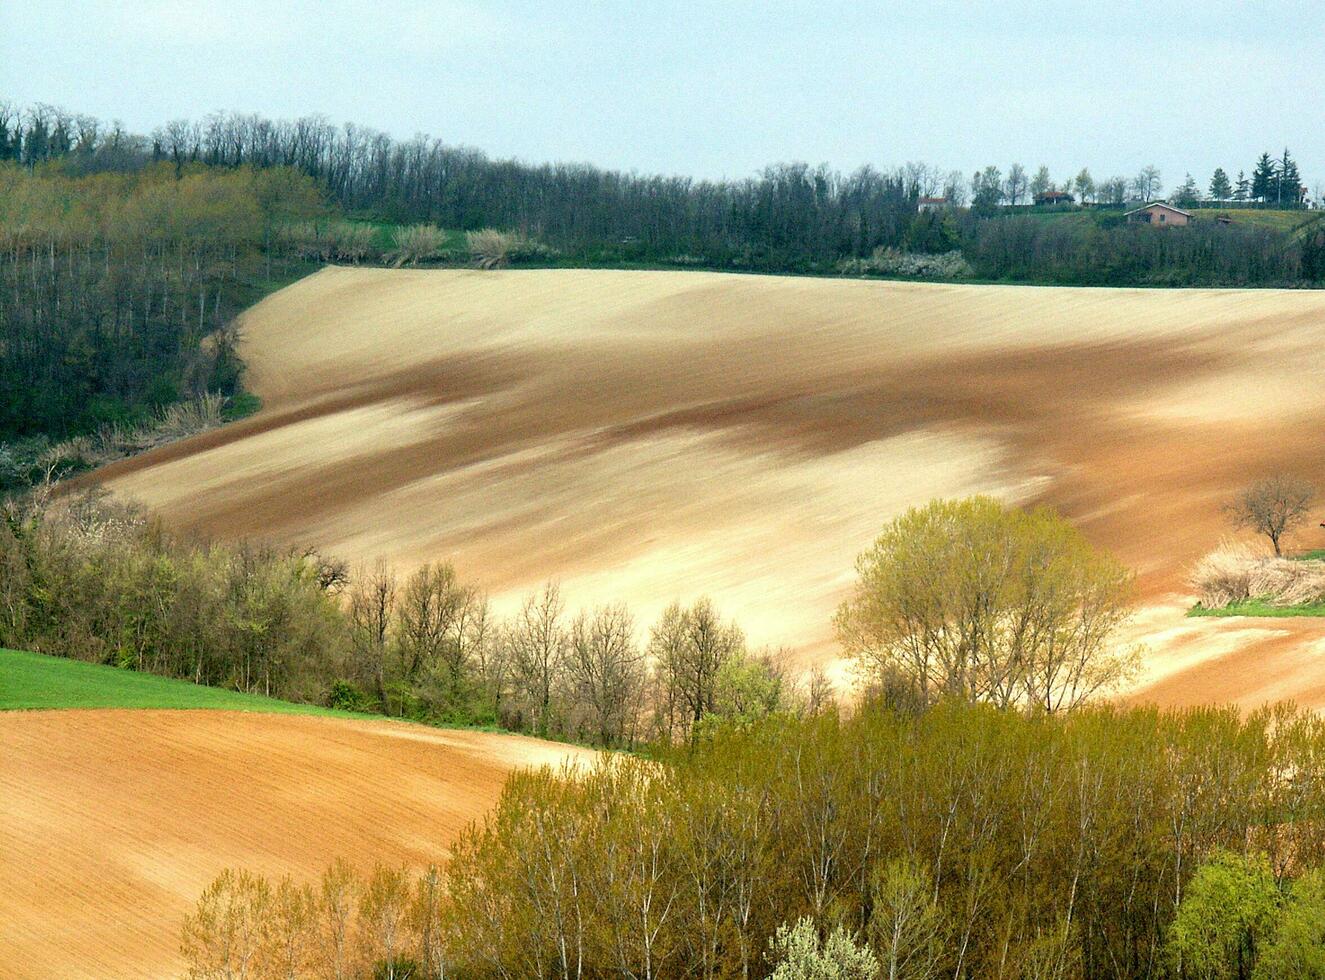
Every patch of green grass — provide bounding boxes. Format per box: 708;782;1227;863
1202;209;1320;233
0;647;354;714
223;390;263;422
1188;599;1325;619
1292;549;1325;562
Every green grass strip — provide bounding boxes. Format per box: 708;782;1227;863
0;647;354;715
1188;599;1325;619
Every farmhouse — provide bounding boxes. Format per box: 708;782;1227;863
1125;201;1192;226
917;196;948;212
1034;190;1075;205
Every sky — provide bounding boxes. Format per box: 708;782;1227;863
3;1;1323;193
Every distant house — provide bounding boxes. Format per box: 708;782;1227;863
1034;190;1075;206
1124;201;1193;226
917;196;948;212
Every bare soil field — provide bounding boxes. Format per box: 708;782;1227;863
0;708;590;979
97;267;1325;705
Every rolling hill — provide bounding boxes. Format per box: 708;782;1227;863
0;650;592;979
93;266;1325;703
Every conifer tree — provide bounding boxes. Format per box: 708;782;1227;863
1174;173;1200;206
1209;168;1232;202
1251;153;1277;204
1277;148;1302;207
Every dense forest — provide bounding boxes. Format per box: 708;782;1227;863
0;159;321;465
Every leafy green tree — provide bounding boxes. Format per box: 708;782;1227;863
1073;168;1094;204
713;650;785;724
1098;176;1128;205
971;166;1004;213
1166;851;1280;980
1209;168;1233;202
835;497;1137;711
1030;165;1052;201
1254;869;1325;980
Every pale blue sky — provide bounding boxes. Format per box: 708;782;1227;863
3;1;1321;192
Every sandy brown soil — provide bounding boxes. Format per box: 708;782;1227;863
96;267;1325;704
0;709;590;979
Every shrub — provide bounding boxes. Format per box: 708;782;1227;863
327;679;376;713
328;222;379;263
465;228;519;269
464;228;556;269
837;248;972;279
1191;543;1325;608
31;393;229;480
767;917;878;980
390;224;447;266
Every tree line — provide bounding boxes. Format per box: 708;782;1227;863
183;699;1325;978
6;102;1319;288
2;489;1139;748
0;488;818;746
971;149;1309;211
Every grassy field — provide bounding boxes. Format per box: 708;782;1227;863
1187;599;1325;619
0;647;351;714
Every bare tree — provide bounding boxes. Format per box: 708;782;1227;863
942;170;968;207
1132;165;1162;202
507;582;568;734
348;560;396;705
649;598;744;742
393;562;465;706
1225;475;1315;556
565;602;645;746
902;161;942;198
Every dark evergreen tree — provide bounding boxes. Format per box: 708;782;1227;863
1277;148;1302;207
1209;168;1233;202
1233;170;1250;202
1251;153;1277;204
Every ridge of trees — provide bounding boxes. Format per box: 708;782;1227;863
0;489;810;746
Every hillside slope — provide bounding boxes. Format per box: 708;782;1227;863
97;267;1325;703
0;705;591;978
